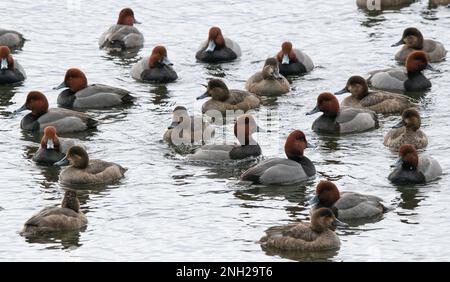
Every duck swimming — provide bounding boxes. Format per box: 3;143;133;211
384;108;428;150
131;45;178;83
245;57;290;96
195;27;241;63
196;79;261;116
0;46;26;84
241;130;315;185
392;27;447;63
259;208;346;252
356;0;415;10
335;75;416;115
32;126;84;165
309;180;386;221
388;144;442;184
306;92;379;134
54;68;135;109
163;106;215;146
368;51;432;92
98;8;144;52
275;41;314;76
14;91;98;133
55;146;127;185
0;28;25;50
187;114;262;161
20;190;87;236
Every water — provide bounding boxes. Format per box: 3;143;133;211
1;0;450;261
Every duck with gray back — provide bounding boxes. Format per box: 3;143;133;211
384;108;428;150
131;46;178;83
275;41;314;76
195;27;241;63
0;46;26;84
0;28;25;50
246;58;290;96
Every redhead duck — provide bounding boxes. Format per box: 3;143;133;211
55;146;127;185
99;8;144;52
335;75;416;114
310;180;386;221
54;68;135;109
20;190;87;236
384;108;428;150
241;130;315;185
197;79;261;116
195;27;241;63
245;58;290;96
389;144;442;184
356;0;415;9
14;91;98;133
32;126;84;165
163;106;215;146
187;114;262;161
306;92;378;134
131;46;178;82
0;28;25;50
368;51;432;92
259;208;346;252
0;46;26;84
392;27;447;63
275;42;314;76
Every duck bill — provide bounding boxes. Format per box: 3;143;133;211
391;158;403;168
306;105;320;115
0;58;8;70
196;92;209;100
334;88;349;95
281;54;290;65
167;121;179;129
46;139;55;150
392;120;405;128
13;104;27;114
332;218;348;228
162;57;173;66
134;18;141;24
425;64;434;71
306;141;316;148
54;156;69;166
53;81;67;90
308;195;320;205
205;40;216;52
391;39;404;47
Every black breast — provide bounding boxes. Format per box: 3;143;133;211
279;62;307;76
141;65;178;83
405;73;431;92
312;115;340;134
57;89;76;108
32;148;66;165
195;47;237;62
21;113;40;132
229;145;261;160
0;69;25;84
388;168;426;184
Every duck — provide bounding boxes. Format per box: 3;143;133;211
241;130;315;185
187;114;263;161
368;51;432;92
54;146;127;185
309;180;386;221
245;57;290;96
388;144;442;184
259;208;346;252
98;8;144;52
195;27;241;63
14;91;98;133
356;0;416;10
131;45;178;83
335;75;416;114
54;68;135;109
163;106;215;146
392;27;447;63
0;45;26;84
384;108;428;150
196;79;261;116
306;92;379;134
32;126;84;165
20;190;87;236
275;41;314;76
0;28;25;50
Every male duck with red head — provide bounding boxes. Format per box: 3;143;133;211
98;8;144;52
246;57;290;96
54;68;135;109
384;108;428;150
0;46;26;84
241;130;316;185
14;91;98;133
275;41;314;76
195;27;241;63
307;92;378;135
310;180;386;221
0;28;25;50
187;114;263;160
388;144;442;184
131;45;178;82
356;0;415;10
392;27;447;63
368;51;433;92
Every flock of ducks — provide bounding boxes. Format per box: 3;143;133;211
1;2;448;254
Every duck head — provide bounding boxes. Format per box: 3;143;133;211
54;145;89;169
392;27;424;49
310;208;347;233
205;27;225;52
197;79;230;101
335;75;369;100
262;57;283;80
168;106;189;129
394;144;418;171
306;92;340;118
234;114;264;145
54;68;88;92
405;51;433;73
284;130;313;161
309;180;341;207
61;190;80;212
393;108;421;131
149;46;173;68
277;42;297;65
117;8;140;26
0;46;13;70
14;91;49;117
40;126;61;150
